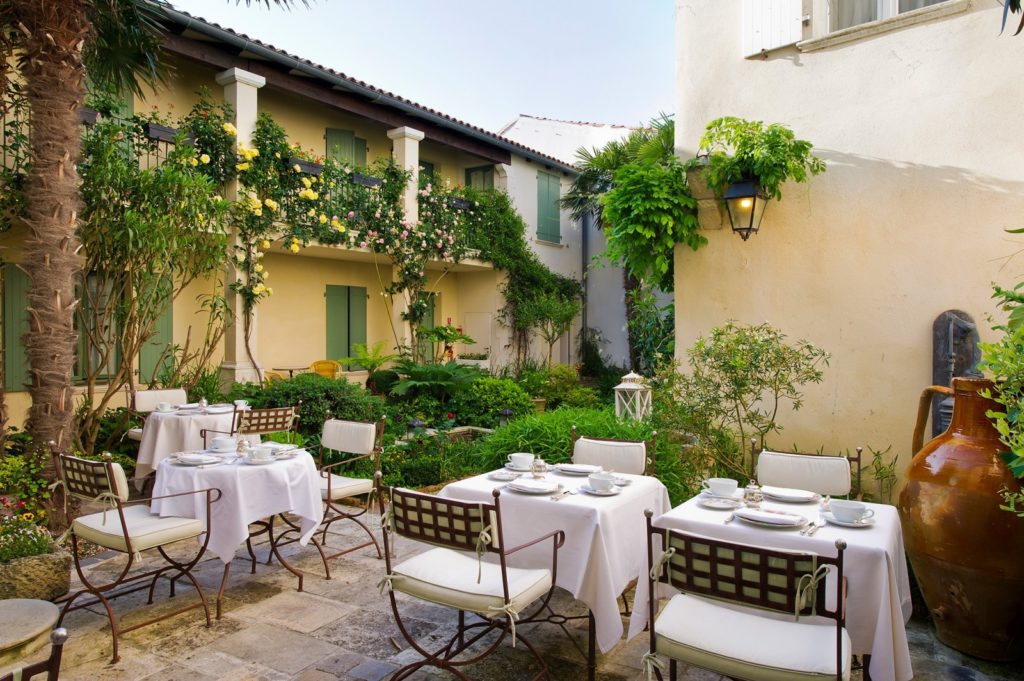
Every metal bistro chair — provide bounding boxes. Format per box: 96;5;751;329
200;403;301;449
56;454;220;663
124;387;188;442
570;425;656;476
751;439;862;499
0;628;68;681
642;510;851;681
309;360;341;379
378;475;565;680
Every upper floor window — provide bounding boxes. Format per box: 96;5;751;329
465;165;494;190
536;170;561;244
831;0;947;31
325;128;367;167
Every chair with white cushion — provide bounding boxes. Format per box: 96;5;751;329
571;425;655;476
125;387;188;441
642;509;850;681
378;476;564;679
752;440;862;498
55;453;220;663
298;417;385;578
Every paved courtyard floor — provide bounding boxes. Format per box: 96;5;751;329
7;517;1024;681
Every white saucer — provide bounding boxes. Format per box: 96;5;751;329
697;497;743;510
761;486;821;503
172;454;219;466
700;489;743;501
578;484;620;497
505;462;543;473
488;470;521;482
243;457;278;465
553;463;602;476
734;514;808;530
209;446;236;455
822;511;875;528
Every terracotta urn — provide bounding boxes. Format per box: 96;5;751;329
898;377;1024;660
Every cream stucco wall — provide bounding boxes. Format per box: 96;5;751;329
674;1;1024;476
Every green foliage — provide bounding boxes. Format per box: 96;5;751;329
520;294;581;368
0;433;51;516
338;341;397;374
698;116;826;202
239;373;386;438
561;386;602;409
366;369;400;396
0;81;29;232
980;282;1024;481
627;285;675;376
0;497;52;562
390;359;483;403
475;407;689;504
601;160;702;290
384;394;448;432
861;446;899;504
416;324;475;363
451;378;533;428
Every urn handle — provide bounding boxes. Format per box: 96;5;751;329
913;385;955;455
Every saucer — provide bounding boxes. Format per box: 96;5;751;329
578;484;620;497
172;453;219;466
505;462;543;473
700;489;743;501
553;463;602;476
697;496;743;510
822;511;875;528
506;479;560;495
488;470;521;482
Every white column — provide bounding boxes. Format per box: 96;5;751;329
216;68;266;387
386;126;426;351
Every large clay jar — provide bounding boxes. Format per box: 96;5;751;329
899;377;1024;660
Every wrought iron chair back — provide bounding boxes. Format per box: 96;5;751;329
570;425;657;476
0;628;68;681
58;454;128;504
237;404;301;437
387;486;500;554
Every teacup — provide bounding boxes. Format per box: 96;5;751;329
212;437;237;452
830;499;874;523
701;477;738;498
508;453;534;470
588;472;616;492
251;446;275;462
156;401;173;412
234;399;249;409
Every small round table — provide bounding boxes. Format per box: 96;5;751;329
0;599;58;669
273;366;308;378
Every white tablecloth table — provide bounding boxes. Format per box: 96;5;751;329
629;497;913;681
150;452;323;564
136;410;253;482
438;471;671;654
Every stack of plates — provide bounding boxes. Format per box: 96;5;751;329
761;486;819;503
173;452;219;466
733;508;807;529
553;463;602;476
506;479;560;495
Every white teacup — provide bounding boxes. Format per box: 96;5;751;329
830;499;874;523
701;477;738;498
508;453;534;470
234;399;249;409
212;437;236;452
156;401;173;412
251;445;275;462
588;472;616;492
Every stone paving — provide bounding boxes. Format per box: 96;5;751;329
5;517;1024;681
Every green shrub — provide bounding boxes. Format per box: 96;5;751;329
391;359;482;403
230;374;386;437
451;378;533;428
560;386;601;409
366;369;399;395
475;407;690;504
384;394;447;435
0;497;52;562
0;433;50;516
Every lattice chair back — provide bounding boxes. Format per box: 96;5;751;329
237;404;301;437
130;387;187;413
321;417;384;456
58;454;129;505
386;487;501;554
571;426;655;475
648;522;845;623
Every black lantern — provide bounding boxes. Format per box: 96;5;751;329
724;179;768;241
406;417;425;438
498;408;515;428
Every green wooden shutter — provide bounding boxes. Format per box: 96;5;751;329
325;285;350;365
326;128;355;164
465;165;494;190
3;264;30;392
348;286;367;370
139;299;173;386
353;136;367;167
537;171;561;243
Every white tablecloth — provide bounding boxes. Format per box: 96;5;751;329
438;471;671;653
136;410;253;482
630;498;913;681
150;452;323;564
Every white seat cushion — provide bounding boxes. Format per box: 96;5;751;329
757;451;852;496
390;547;551;617
321;419;377;455
655;594;851;681
572;438;646;475
73;505;202;553
127;427;143;442
320;474;373;500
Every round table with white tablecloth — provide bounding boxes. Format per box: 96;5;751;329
135;408;255;482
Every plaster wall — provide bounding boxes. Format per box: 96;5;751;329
674;1;1024;479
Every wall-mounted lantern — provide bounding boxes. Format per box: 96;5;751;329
724;179;768;241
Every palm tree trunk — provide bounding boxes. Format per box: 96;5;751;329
14;0;91;528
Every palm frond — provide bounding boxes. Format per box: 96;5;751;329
85;0;169;97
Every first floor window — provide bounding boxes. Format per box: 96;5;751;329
831;0;947;31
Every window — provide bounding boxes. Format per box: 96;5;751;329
138;281;173;385
325;128;367;167
536;170;561;244
465;165;494;190
325;285;367;370
419;160;435;188
831;0;947;31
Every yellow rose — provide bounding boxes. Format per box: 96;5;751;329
293;164;302;172
266;287;274;295
189;157;199;167
261;239;271;249
306;209;316;217
289;243;300;253
318;214;327;224
252;284;265;295
236;162;250;171
199;153;211;164
255;251;264;259
336;225;346;233
262;270;269;279
254;263;264;273
301;177;312;189
223;122;237;136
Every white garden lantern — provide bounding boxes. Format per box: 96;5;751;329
614;372;651;421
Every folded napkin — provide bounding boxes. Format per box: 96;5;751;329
556;463;602;474
507;478;558;494
734;508;805;526
761;486;817;501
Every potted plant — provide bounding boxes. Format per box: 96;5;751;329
0;499;70;601
695;117;825;240
456;350;489;371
